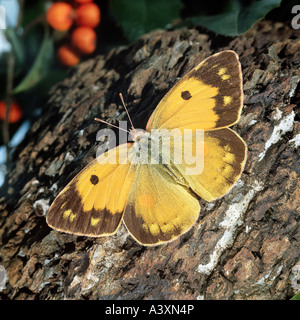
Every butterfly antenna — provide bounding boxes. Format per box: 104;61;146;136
94;118;130;133
119;93;135;130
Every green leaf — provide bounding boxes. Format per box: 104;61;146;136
238;0;282;33
110;0;183;42
291;292;300;300
189;0;282;36
13;25;54;94
3;27;25;66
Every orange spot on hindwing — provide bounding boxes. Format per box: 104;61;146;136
138;194;155;208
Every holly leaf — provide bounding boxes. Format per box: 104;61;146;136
291;292;300;300
110;0;183;42
4;27;25;67
189;0;282;36
13;25;54;94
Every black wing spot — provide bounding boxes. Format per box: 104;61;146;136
90;175;99;185
181;90;192;100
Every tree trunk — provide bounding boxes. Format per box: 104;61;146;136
0;20;299;300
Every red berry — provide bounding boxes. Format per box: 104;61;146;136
0;101;22;123
74;0;93;3
71;27;97;54
75;3;101;28
46;2;74;31
57;45;81;67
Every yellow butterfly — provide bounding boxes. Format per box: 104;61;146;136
46;50;247;246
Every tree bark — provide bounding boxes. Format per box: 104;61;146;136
0;20;299;300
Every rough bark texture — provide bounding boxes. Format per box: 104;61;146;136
0;20;299;300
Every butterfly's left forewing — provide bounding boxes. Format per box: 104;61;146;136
46;143;136;237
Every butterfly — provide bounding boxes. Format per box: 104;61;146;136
46;50;247;246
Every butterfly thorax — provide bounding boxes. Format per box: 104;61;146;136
129;129;161;165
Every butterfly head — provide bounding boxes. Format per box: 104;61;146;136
129;128;150;142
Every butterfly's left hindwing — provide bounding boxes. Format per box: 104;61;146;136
123;164;200;245
46;144;136;237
